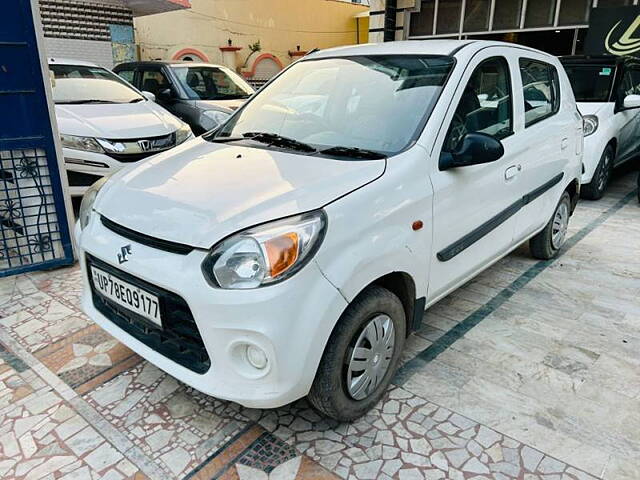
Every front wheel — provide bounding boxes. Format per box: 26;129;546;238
530;192;571;260
581;145;614;200
308;286;406;421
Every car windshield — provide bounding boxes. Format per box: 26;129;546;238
50;64;144;104
172;66;254;100
562;63;615;102
211;55;455;155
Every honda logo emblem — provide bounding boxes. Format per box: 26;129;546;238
138;139;152;151
117;245;132;264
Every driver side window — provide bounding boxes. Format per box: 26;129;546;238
443;57;513;153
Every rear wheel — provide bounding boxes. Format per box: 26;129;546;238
308;285;406;421
582;145;614;200
530;192;571;260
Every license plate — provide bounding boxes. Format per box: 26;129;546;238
90;266;162;327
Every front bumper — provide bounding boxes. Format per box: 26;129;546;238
63;146;170;196
64;147;132;196
75;217;347;408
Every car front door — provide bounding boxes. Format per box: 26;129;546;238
138;66;180;116
427;49;523;302
613;65;640;163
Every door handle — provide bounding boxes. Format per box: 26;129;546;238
561;138;569;150
505;165;521;180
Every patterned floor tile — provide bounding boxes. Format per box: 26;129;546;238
1;171;638;479
0;359;146;479
186;424;339;480
83;361;249;479
245;387;600;480
35;324;141;394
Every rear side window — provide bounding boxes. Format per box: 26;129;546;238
117;69;135;84
520;58;560;127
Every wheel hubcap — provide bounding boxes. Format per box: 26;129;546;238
551;201;569;250
346;314;395;401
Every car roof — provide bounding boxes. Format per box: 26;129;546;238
114;60;227;69
560;55;621;64
48;57;101;68
306;40;547;59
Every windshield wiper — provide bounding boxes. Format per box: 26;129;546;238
319;146;387;160
129;98;145;103
243;132;316;153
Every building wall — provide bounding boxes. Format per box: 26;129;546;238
133;0;369;78
39;0;134;68
369;0;417;43
44;37;116;67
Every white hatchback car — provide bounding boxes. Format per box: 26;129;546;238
561;55;640;199
49;58;193;196
76;41;582;421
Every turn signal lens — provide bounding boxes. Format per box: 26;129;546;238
203;211;327;289
264;232;299;278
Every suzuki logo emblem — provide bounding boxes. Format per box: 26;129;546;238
606;15;640;56
138;139;153;151
117;245;132;264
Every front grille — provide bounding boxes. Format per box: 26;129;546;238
104;133;176;163
67;171;103;187
105;151;162;163
101;216;194;255
86;254;210;374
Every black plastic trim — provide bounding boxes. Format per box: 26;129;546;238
411;297;426;332
101;216;195;255
86;254;210;374
437;172;565;262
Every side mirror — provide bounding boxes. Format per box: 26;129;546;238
439;132;505;171
157;88;174;102
623;94;640;109
141;91;156;102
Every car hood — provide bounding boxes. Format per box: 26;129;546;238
95;138;386;248
577;102;610;116
55;101;183;139
194;99;247;112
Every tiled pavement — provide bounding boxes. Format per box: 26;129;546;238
0;169;639;480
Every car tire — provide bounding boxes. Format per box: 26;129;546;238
581;145;614;200
308;285;406;421
530;192;571;260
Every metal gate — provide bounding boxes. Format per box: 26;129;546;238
0;0;74;277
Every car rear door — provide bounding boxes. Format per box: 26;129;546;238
427;47;523;302
511;54;578;241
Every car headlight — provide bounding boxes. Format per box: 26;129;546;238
175;124;194;144
200;110;230;131
60;134;104;153
202;211;327;289
583;115;599;137
79;176;109;229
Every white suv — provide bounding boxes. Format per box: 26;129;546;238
76;41;582;421
562;55;640;199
